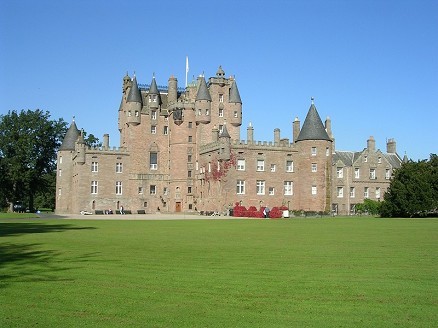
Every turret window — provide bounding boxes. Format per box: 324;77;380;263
151;126;157;134
206;109;210;116
219;94;224;103
219;109;224;117
311;147;317;156
149;95;157;103
163;126;168;135
234;111;238;118
151;110;157;120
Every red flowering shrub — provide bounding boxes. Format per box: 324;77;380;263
269;206;283;219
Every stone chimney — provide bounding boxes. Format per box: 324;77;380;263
247;122;254;143
367;136;375;152
293;117;300;143
274;128;280;145
103;134;109;150
387;138;397;153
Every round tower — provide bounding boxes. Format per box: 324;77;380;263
126;75;142;126
229;78;242;127
168;75;178;105
195;76;211;124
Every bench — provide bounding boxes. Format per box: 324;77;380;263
137;210;146;214
95;210;104;215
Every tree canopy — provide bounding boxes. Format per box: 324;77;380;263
380;154;438;217
0;109;67;211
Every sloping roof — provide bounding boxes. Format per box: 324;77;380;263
196;76;211;101
219;123;231;138
333;151;355;166
229;81;242;104
296;102;331;142
148;76;159;94
59;120;80;151
127;76;142;103
383;153;402;168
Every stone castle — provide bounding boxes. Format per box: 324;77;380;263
56;66;403;215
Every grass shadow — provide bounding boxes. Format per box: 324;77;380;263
0;222;96;237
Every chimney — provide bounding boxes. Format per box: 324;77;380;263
247;122;254;143
293;117;300;143
103;134;109;150
387;138;397;153
367;136;375;152
274;128;280;145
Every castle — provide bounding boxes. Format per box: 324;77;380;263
56;66;404;216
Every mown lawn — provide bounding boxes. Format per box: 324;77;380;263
0;217;437;327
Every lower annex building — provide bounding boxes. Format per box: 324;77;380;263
56;66;404;216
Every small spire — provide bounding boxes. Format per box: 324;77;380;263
311;97;314;104
248;121;252;127
72;115;75;122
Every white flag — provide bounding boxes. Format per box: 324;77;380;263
186;56;189;73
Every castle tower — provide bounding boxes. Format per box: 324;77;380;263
195;76;212;124
295;98;333;212
148;76;161;111
56;119;80;214
126;75;142;126
168;75;178;105
229;78;242;128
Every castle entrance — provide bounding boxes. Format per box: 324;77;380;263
175;202;182;212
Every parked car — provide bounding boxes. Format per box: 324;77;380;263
13;201;25;213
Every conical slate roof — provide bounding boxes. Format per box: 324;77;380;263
296;101;331;142
59;120;80;151
196;76;211;101
149;76;159;94
127;76;142;103
229;81;242;103
219;123;231;138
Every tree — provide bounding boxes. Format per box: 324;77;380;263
82;131;101;148
380;154;437;217
355;199;381;216
0;110;67;211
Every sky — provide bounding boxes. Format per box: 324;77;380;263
1;0;437;161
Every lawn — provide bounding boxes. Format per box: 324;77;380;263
1;217;437;327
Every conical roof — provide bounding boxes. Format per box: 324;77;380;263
59;120;80;151
196;76;211;101
149;76;159;94
296;101;331;142
219;123;231;138
127;76;142;103
229;80;242;103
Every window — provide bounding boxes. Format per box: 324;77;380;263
237;159;245;171
311;147;317;156
326;147;330;156
311;163;317;172
188;170;192;178
206;109;209;116
58;188;61;196
138;187;143;194
236;180;245;194
91;181;98;194
149;94;157;103
198;109;201;116
369;168;376;179
163;126;168;135
188;155;192;162
284;181;293;195
350;187;355;198
150;185;157;195
376;187;381;199
337;167;343;178
163;187;169;195
188;186;192;194
188;136;193;142
151;126;157;134
188;122;192;128
355;168;360;179
219;125;223;133
234;111;238;118
364;155;368;162
269;187;275;195
91;162;98;172
151;110;157;120
257;160;265;171
116;181;122;195
150;152;158;170
219;94;224;102
378;157;382;164
286;161;293;172
337;187;344;198
256;180;265;195
271;164;276;172
59;156;63;164
385;169;391;180
58;169;62;177
135;111;139;117
116;162;123;173
364;187;369;198
311;185;317;195
219;108;224;117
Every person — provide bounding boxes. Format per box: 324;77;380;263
120;205;124;215
108;208;113;214
263;206;270;218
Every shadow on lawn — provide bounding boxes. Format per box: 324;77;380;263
0;223;98;288
0;222;96;237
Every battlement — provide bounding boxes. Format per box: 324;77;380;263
138;83;185;93
231;139;294;149
85;145;129;154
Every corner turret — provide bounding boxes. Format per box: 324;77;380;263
195;75;211;124
296;98;331;142
60;119;80;151
126;75;142;126
148;76;161;110
229;78;242;127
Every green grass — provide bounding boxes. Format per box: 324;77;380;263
1;217;437;327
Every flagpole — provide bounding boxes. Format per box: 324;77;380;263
185;56;189;88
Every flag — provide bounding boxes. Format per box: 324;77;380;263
186;56;189;73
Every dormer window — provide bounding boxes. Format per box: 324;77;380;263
149;94;157;103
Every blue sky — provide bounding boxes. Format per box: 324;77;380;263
1;0;437;161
